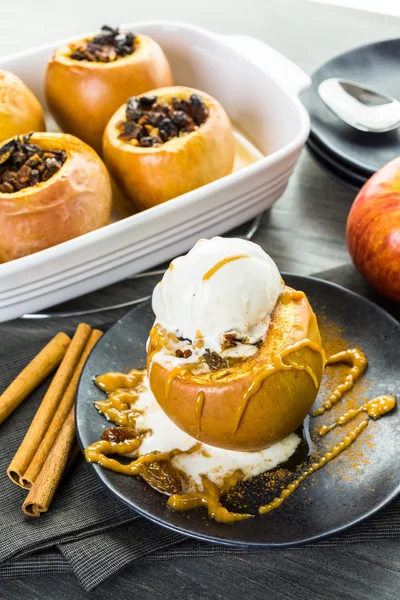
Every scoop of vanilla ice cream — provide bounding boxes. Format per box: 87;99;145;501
152;237;283;343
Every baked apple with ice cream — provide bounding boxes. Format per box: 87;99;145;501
147;237;325;451
103;87;235;211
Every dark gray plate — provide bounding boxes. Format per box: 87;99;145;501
302;38;400;176
306;136;367;192
76;274;400;547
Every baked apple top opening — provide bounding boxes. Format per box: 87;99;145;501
103;87;234;210
150;325;261;374
149;237;284;375
147;237;324;450
69;25;137;63
148;286;315;385
116;92;210;148
0;134;67;194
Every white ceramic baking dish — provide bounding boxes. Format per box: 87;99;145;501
0;21;311;321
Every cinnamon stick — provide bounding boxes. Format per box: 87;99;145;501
22;406;76;517
7;324;92;488
0;332;71;425
22;329;103;488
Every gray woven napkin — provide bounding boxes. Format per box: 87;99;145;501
0;263;399;591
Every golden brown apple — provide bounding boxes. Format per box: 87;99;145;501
0;132;112;263
103;86;235;211
0;69;45;143
147;288;324;451
45;33;173;154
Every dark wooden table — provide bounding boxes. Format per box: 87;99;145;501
1;0;400;598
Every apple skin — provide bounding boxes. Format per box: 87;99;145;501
346;158;400;302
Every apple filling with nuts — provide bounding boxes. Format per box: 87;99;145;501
116;93;209;148
69;25;137;63
0;135;66;193
148;323;268;378
103;86;235;210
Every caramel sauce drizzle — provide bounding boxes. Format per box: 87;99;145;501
202;255;249;281
85;438;146;475
147;325;180;376
312;349;367;417
169;393;396;520
149;325;179;353
96;369;144;392
233;338;324;432
85;437;200;477
94;370;144;427
194;391;205;439
167;471;252;523
165;366;186;411
258;419;369;514
281;289;305;303
318;395;396;437
95;393;139;427
85;342;396;525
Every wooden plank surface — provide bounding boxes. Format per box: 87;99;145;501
1;0;400;598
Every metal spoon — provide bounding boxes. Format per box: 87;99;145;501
318;78;400;133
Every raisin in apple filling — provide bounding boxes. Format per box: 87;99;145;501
70;25;136;63
116;93;209;148
148;321;270;375
188;330;266;372
0;135;66;193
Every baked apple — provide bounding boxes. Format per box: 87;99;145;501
0;132;112;262
0;69;45;143
147;237;324;451
103;86;235;211
45;25;173;154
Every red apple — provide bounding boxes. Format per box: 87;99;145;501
347;157;400;302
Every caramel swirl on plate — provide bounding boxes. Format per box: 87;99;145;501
312;349;368;417
84;348;396;524
168;471;252;523
318;395;396;436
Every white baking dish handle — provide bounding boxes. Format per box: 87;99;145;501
221;34;311;97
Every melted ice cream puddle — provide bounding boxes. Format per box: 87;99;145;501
127;376;301;491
